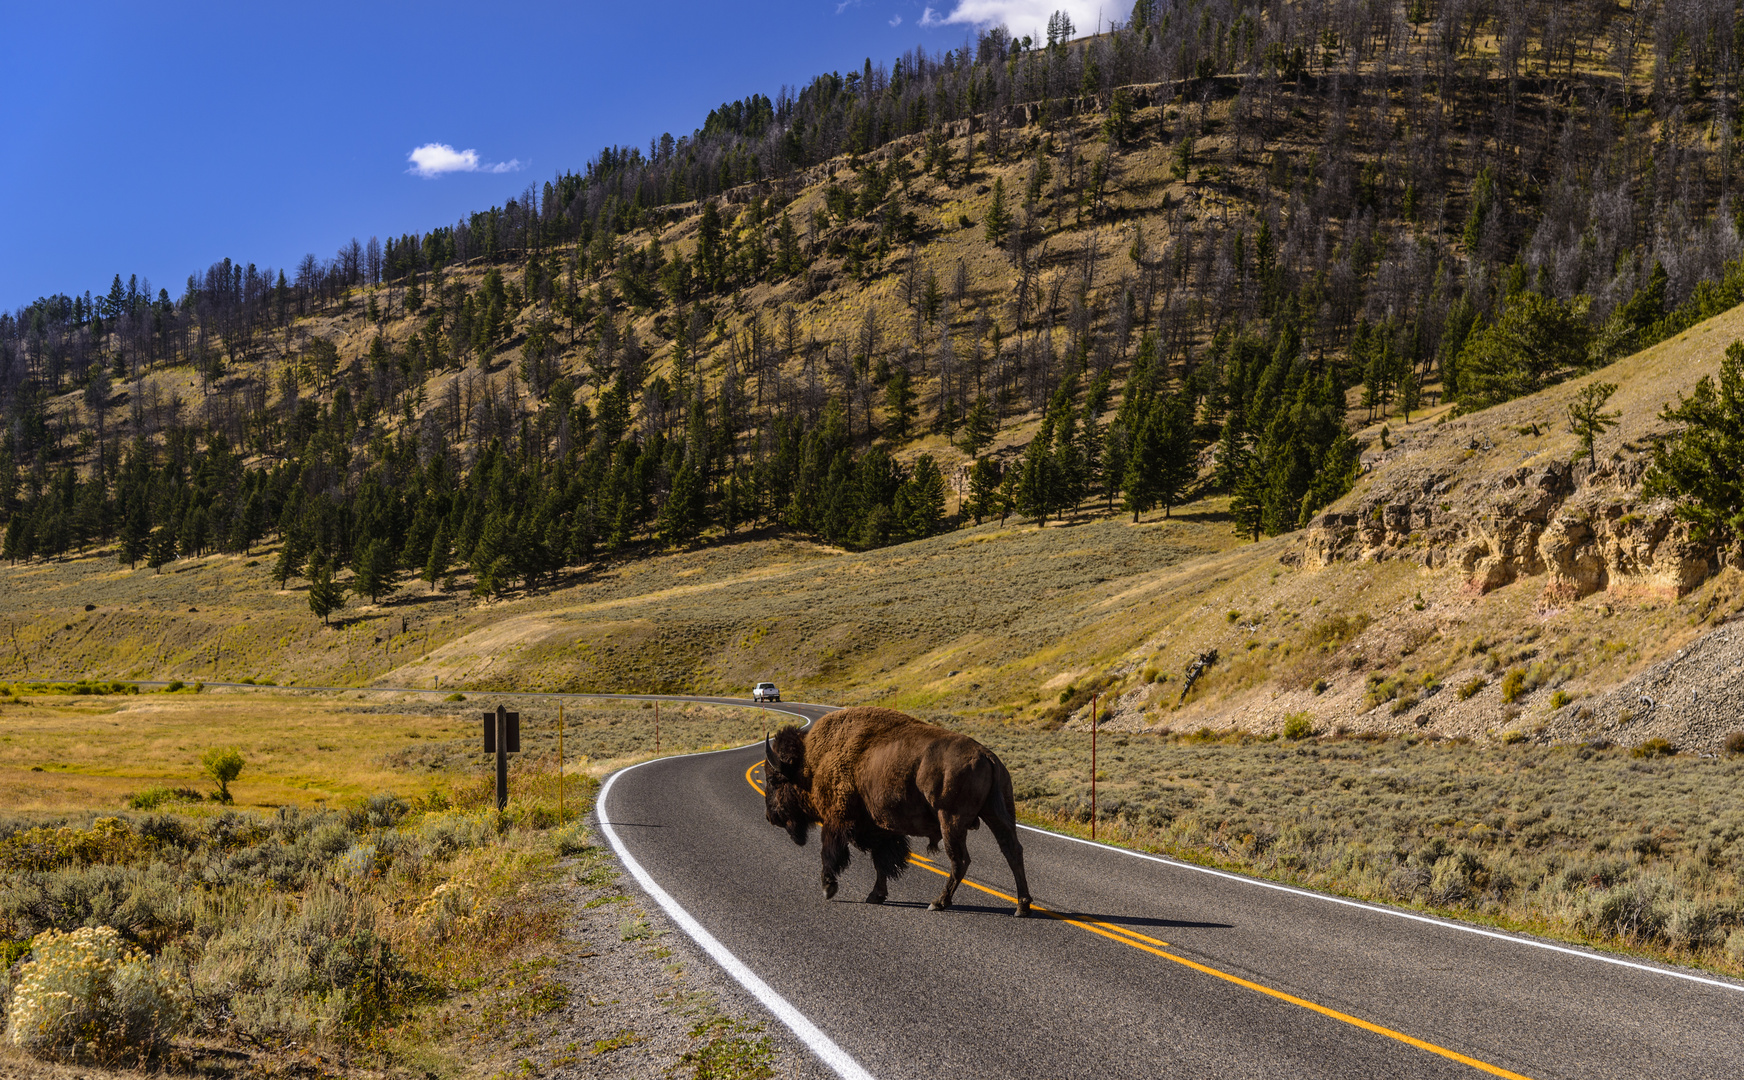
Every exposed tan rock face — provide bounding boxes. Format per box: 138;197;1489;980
1304;459;1714;601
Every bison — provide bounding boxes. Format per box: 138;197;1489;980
762;706;1032;917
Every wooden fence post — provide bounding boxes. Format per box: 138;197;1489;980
1091;692;1098;841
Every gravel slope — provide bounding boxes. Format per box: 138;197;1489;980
1549;622;1744;749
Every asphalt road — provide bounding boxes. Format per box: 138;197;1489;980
599;699;1744;1080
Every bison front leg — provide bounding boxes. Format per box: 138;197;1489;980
929;813;974;912
819;826;851;900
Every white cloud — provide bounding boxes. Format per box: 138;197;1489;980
917;1;1107;34
406;143;524;179
890;12;902;25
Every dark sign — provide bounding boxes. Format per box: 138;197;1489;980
482;711;520;753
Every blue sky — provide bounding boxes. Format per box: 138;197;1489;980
1;1;1111;312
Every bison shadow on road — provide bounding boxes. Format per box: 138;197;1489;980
848;899;1232;930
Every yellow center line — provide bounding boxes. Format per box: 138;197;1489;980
744;760;1531;1079
905;854;1170;950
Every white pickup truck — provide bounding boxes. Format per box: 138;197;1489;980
752;682;780;702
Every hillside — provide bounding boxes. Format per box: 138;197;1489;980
4;276;1743;757
2;3;1744;751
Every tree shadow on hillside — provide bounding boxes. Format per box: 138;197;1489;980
1161;505;1234;526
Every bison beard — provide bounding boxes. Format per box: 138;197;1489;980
763;707;1031;916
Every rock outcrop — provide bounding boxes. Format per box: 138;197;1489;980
1304;457;1716;601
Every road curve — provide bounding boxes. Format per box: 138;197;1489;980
600;699;1744;1080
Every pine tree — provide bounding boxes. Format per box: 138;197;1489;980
776;212;803;277
607;495;631;554
1105;88;1133;147
474;556;513;598
996;469;1018;525
308;556;345;626
147;522;178;573
658;458;705;545
272;533;307;588
1645;340;1744;542
1123;409;1162;521
983;177;1010;247
1155;392;1198;518
569;503;597;565
352;538;402;604
470;512;507;583
1457;292;1592;410
118;503;149;569
1229;451;1266;541
1463;167;1497;250
423;524;451;591
696;201;726;291
895;454;947;540
1567;381;1621;467
1046;383;1088;517
958;395;997;455
884;367;917;440
1015;418;1061;524
238;492;264;555
179;507;207;558
967;457;1001;523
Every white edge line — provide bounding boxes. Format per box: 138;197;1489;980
1018;823;1744;993
596;714;875;1080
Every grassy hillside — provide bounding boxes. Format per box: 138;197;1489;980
4;5;1744;755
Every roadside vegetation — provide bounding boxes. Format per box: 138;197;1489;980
0;690;782;1076
953;717;1744;977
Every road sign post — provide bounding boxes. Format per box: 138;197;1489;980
557;702;564;819
1090;692;1098;841
482;705;520;811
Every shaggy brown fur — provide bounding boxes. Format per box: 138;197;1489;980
764;706;1031;916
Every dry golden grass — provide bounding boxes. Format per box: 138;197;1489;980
938;714;1744;976
0;689;772;814
0;690;449;812
0;693;793;1078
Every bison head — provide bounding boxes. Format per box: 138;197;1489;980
764;726;812;846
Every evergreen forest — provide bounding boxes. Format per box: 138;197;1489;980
6;0;1744;618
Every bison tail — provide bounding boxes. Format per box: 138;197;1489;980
983;750;1019;827
869;831;910;881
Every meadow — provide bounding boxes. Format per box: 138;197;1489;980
951;716;1744;977
0;687;768;812
0;687;778;1078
